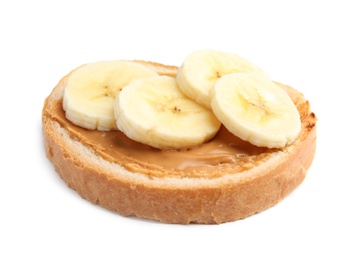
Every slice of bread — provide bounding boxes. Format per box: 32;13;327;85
42;61;317;224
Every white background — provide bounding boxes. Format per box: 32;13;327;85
1;0;350;259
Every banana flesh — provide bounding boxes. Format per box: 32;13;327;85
114;76;221;149
63;60;158;131
211;73;301;148
176;49;268;108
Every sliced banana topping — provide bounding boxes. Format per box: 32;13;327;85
114;76;221;150
61;51;302;150
210;73;301;148
176;49;268;108
63;60;158;131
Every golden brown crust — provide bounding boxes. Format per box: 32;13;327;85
42;61;317;224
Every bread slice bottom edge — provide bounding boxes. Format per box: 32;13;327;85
43;103;316;225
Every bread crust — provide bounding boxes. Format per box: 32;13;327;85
42;61;317;224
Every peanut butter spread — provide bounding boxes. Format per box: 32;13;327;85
47;99;283;179
44;64;313;179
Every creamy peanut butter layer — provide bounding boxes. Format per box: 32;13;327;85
47;99;281;179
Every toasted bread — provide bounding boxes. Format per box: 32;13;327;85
42;61;316;224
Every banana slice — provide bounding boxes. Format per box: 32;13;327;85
210;73;301;148
114;76;221;150
63;60;158;131
176;49;268;108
